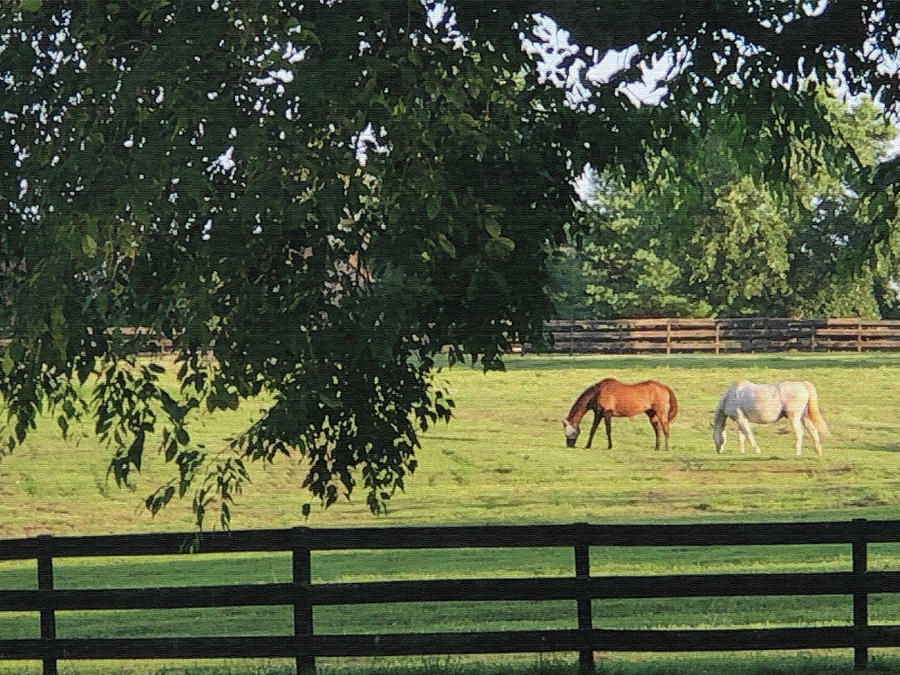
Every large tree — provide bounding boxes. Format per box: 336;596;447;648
2;1;898;526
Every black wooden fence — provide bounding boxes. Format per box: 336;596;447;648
1;520;899;674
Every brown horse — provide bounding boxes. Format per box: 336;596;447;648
562;378;678;451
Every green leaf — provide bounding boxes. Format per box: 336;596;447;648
317;391;341;408
225;390;239;410
127;432;144;471
318;181;344;224
81;235;98;258
426;197;440;221
437;233;456;257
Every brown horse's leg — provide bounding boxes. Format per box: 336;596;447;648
647;412;661;451
660;418;670;451
586;411;602;449
604;410;613;449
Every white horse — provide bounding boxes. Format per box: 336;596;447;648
712;380;830;456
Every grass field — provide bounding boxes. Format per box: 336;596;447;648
0;352;898;673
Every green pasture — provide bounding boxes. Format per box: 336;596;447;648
0;352;898;673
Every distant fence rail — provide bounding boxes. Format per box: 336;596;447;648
543;317;900;354
1;519;899;673
5;320;899;356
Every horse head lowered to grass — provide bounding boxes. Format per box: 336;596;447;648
562;378;678;451
712;379;830;456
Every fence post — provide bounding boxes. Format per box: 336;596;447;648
714;321;721;355
37;535;57;675
665;319;671;355
852;518;868;671
569;318;574;357
292;527;315;675
573;526;594;674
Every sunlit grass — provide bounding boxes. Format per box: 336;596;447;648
0;352;897;672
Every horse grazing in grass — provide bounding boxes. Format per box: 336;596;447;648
712;380;830;456
563;378;678;451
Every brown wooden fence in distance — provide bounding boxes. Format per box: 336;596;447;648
5;320;899;356
543;318;900;354
1;520;899;673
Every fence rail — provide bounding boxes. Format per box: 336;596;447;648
5;319;899;356
1;520;899;673
542;317;900;354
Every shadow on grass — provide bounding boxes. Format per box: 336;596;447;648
854;442;900;453
501;353;900;372
239;652;900;675
426;435;482;443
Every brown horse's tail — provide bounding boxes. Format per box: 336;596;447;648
667;386;678;423
803;381;831;436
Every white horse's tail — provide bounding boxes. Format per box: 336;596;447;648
803;381;831;437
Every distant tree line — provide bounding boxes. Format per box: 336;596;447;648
549;90;899;320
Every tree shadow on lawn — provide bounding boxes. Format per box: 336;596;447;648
425;435;482;443
855;442;900;453
504;354;900;372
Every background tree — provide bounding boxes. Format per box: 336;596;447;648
1;1;898;526
552;91;898;318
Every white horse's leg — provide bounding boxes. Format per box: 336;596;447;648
802;417;822;456
790;414;805;456
735;412;760;453
737;427;746;454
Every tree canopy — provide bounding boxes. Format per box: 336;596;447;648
1;0;898;526
551;91;898;319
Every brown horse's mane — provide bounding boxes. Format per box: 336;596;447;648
567;387;592;418
566;379;612;422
